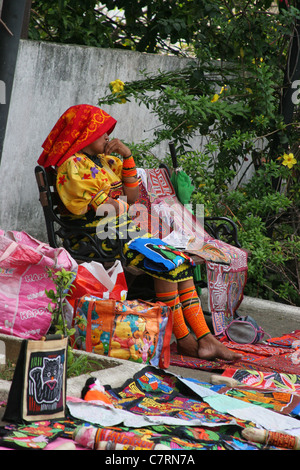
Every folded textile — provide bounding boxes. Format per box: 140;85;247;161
170;333;300;375
224;331;300;375
180;376;300;434
128;238;195;272
67;366;240;429
66;395;237;429
0;421;64;450
214;384;300;419
221;368;300;393
67;366;300;445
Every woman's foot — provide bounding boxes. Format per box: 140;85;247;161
177;333;241;362
177;333;199;357
197;333;242;362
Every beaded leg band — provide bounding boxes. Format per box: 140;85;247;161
156;290;190;340
178;285;210;340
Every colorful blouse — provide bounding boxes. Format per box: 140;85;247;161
56;152;123;215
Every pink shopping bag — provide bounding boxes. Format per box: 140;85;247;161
0;230;77;339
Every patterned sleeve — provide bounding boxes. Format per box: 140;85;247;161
104;155;123;179
56;155;111;215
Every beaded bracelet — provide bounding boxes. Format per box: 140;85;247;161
122;154;137;179
123;179;139;188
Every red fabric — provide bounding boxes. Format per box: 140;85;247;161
170;332;300;375
38;104;117;167
84;390;112;405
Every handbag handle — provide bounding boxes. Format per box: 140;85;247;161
159;314;172;369
0;240;18;262
85;300;94;353
158;304;174;369
41;334;65;341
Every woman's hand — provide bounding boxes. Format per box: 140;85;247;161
96;197;129;217
104;138;131;158
104;137;139;205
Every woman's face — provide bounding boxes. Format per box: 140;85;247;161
82;133;109;155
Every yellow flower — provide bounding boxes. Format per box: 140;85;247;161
282;152;297;169
220;85;228;94
110;79;125;94
252;57;264;65
211;85;227;102
211;94;219;103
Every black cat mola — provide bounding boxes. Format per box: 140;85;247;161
3;336;68;423
29;356;64;408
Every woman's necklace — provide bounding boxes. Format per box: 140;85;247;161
82;152;103;167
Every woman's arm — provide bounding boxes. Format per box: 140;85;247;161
104;138;139;205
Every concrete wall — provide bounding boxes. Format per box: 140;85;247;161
0;40;192;241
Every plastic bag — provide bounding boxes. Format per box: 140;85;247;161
68;260;127;308
0;230;77;339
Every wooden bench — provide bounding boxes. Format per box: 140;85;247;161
35;160;244;305
35;164;241;262
34;164;127;264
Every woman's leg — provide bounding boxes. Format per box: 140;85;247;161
154;277;241;361
178;279;241;361
154;278;199;357
178;280;210;339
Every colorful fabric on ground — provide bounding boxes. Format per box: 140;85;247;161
69;366;290;450
67;369;248;431
220;340;289;357
103;366;242;427
67;366;274;450
72;422;262;450
220;339;294;371
0;421;64;450
222;368;300;393
170;341;231;370
215;385;300;418
169;332;300;425
266;330;300;349
251;353;300;375
170;331;300;375
169;340;271;372
0;366;291;451
213;368;300;419
225;331;300;375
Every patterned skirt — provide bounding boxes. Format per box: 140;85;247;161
61;211;194;283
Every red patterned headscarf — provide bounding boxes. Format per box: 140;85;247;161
38;104;117;167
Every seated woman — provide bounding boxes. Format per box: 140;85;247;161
38;104;241;362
